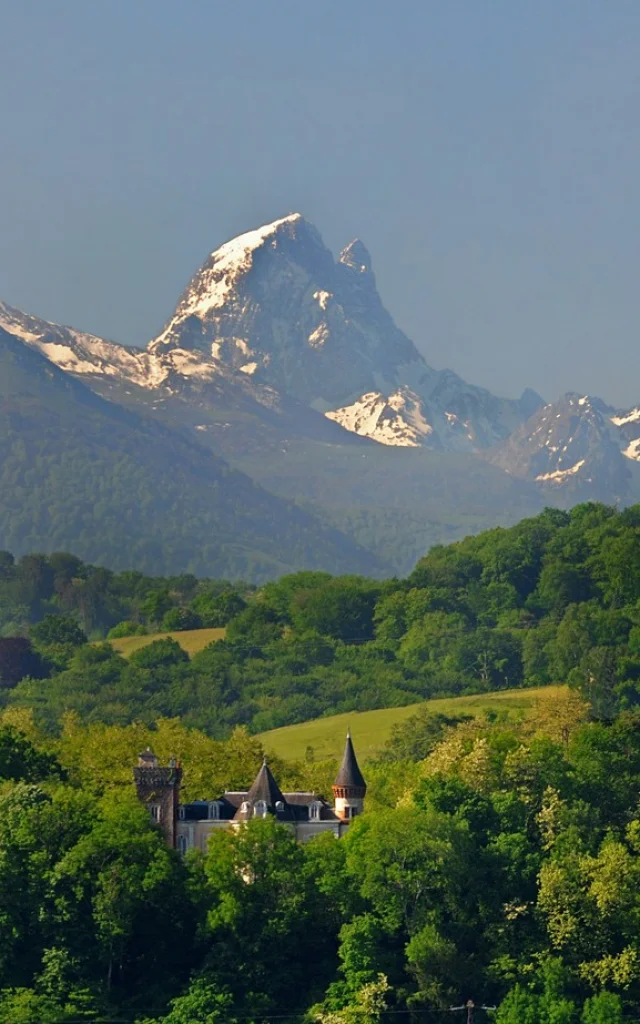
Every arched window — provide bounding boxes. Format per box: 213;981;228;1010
254;800;268;818
149;803;161;823
309;801;322;821
240;801;251;815
208;801;221;820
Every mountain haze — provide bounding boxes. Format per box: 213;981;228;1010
489;393;640;504
2;213;639;576
0;327;384;580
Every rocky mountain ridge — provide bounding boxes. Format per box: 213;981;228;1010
2;213;639;520
147;213;540;451
488;393;640;503
1;214;540;455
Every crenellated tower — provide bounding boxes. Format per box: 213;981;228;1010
133;748;182;848
332;730;366;822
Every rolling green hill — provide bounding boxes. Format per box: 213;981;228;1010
257;684;567;762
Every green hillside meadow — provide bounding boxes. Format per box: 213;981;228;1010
109;627;226;657
258;684;567;761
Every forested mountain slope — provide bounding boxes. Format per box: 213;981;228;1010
0;329;383;581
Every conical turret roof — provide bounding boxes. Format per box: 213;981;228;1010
334;732;366;790
246;758;288;808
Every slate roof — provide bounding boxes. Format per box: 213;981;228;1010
180;785;340;824
179;743;365;825
180;797;237;821
334;731;367;790
248;760;287;807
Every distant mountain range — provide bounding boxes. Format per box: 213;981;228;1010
2;212;639;578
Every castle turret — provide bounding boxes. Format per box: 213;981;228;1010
234;757;294;822
333;731;366;822
133;747;182;847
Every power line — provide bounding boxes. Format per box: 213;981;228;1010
447;1001;497;1024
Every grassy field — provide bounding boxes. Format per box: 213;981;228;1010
257;685;567;763
109;627;226;658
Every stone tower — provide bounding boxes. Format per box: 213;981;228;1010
333;731;366;822
133;748;182;848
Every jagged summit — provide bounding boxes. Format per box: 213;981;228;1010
488;392;640;504
339;239;372;273
149;213;325;355
1;213;545;456
143;214;531;449
519;387;546;420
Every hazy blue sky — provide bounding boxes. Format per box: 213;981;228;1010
2;1;640;406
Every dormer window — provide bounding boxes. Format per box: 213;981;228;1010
254;800;268;818
208;801;221;820
240;801;251;815
309;801;322;821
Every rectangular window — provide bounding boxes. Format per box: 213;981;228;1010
150;804;161;823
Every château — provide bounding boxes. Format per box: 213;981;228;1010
134;731;367;852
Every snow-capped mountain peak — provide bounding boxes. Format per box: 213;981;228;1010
1;214;544;456
149;213;325;355
488;392;640;504
142;214;534;450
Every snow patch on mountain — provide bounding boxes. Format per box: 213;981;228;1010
308;323;329;348
612;408;640;427
536;459;586;483
150;213;306;352
488;392;640;503
623;438;640;461
0;301;234;391
0;300;165;387
314;290;332;310
326;389;433;447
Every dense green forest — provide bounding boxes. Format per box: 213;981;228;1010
1;503;640;1020
2;501;640;735
0;687;636;1021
